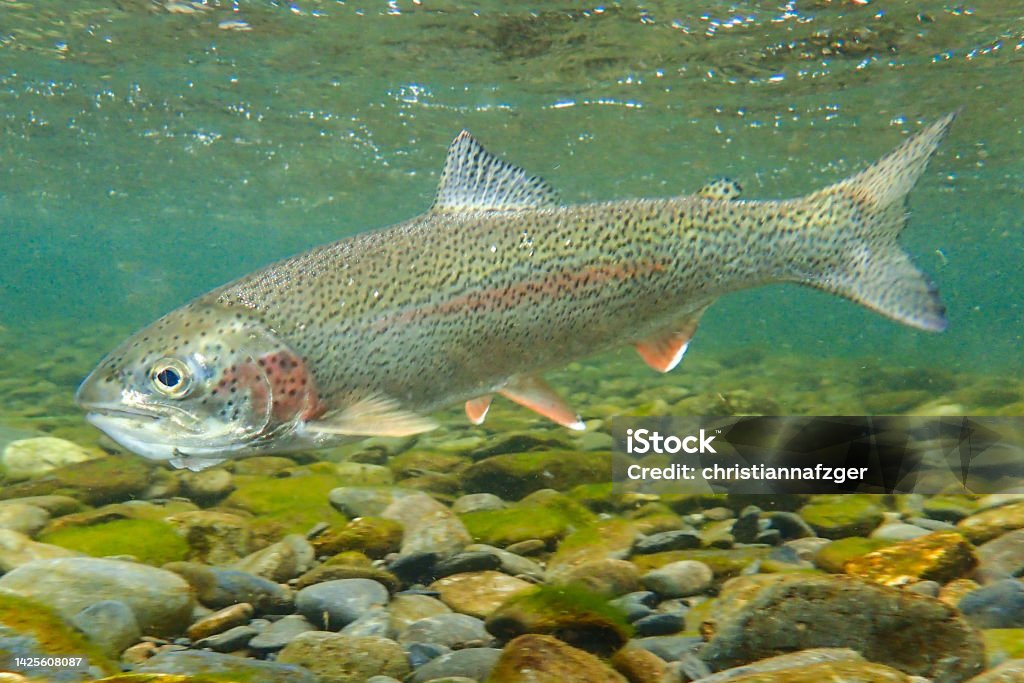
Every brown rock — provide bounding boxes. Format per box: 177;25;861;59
488;634;627;683
164;510;252;565
700;573;984;683
429;570;534;618
611;646;668;683
965;659;1024;682
558;558;641;596
185;602;254;641
843;530;977;586
120;641;158;665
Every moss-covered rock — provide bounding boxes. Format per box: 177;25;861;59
486;584;631;654
798;495;886;539
223;469;347;540
0;592;118;680
545;518;640;581
843;530;977;586
630;547;770;582
0;454;154;506
814;537;896;573
958;502;1024;544
40;518;190;566
983;629;1024;666
460;490;595;548
429;570;534;619
922;494;981;523
387;449;470;479
463;450;617;500
310;516;403;558
488;633;627;682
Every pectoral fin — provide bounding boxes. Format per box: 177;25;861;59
465;395;494;425
635;308;707;373
499;376;584;431
306;395;438;437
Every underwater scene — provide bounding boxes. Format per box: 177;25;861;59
1;1;1023;682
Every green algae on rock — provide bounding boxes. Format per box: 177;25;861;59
813;537;897;573
463;450;618;500
843;530;977;586
797;495;886;539
982;629;1024;667
487;633;627;683
0;454;154;506
223;468;348;540
429;570;534;619
460;490;596;548
485;583;632;655
0;592;118;681
311;516;404;558
40;518;190;566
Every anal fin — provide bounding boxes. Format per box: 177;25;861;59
499;376;584;431
465;395;494;425
306;395;438;437
635;308;707;373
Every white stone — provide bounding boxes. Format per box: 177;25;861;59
1;437;98;480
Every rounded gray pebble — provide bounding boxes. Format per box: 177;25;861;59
399;613;491;648
642;560;713;598
295;578;389;630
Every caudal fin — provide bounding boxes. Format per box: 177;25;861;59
799;111;958;332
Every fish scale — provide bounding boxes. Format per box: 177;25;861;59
77;113;958;470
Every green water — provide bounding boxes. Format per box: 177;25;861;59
1;0;1022;429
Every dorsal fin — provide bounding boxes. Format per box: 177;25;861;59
431;131;559;212
699;177;743;201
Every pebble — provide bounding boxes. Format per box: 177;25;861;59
295;578;389;630
339;606;393;638
0;529;82;572
0;436;97;480
405;647;503;683
186;602;254;641
433;550;502;577
232;534;315;583
906;580;941;597
629;635;704;662
641;560;714;598
633;612;685;636
389;593;452;632
164;510;253;565
165;563;293;613
194;625;260;652
328;486;410;517
0;557;194;635
631;529;701;554
504;539;546;556
398;612;492;648
278;632;410;683
558;558;641;596
248;614;317;652
958;579;1024;628
388;551;439;585
731;505;762;544
766;511;816;540
0;503;50;536
70;599;141;658
976;528;1024;582
178;468;235;504
382;492;472;557
609;592;656;623
429;570;534;618
405;641;451;668
464;543;545;580
451;493;507;514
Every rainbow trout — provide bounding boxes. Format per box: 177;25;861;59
77;113;957;470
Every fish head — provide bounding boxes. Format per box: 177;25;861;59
76;302;320;463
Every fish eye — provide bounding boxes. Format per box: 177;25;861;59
150;358;193;398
